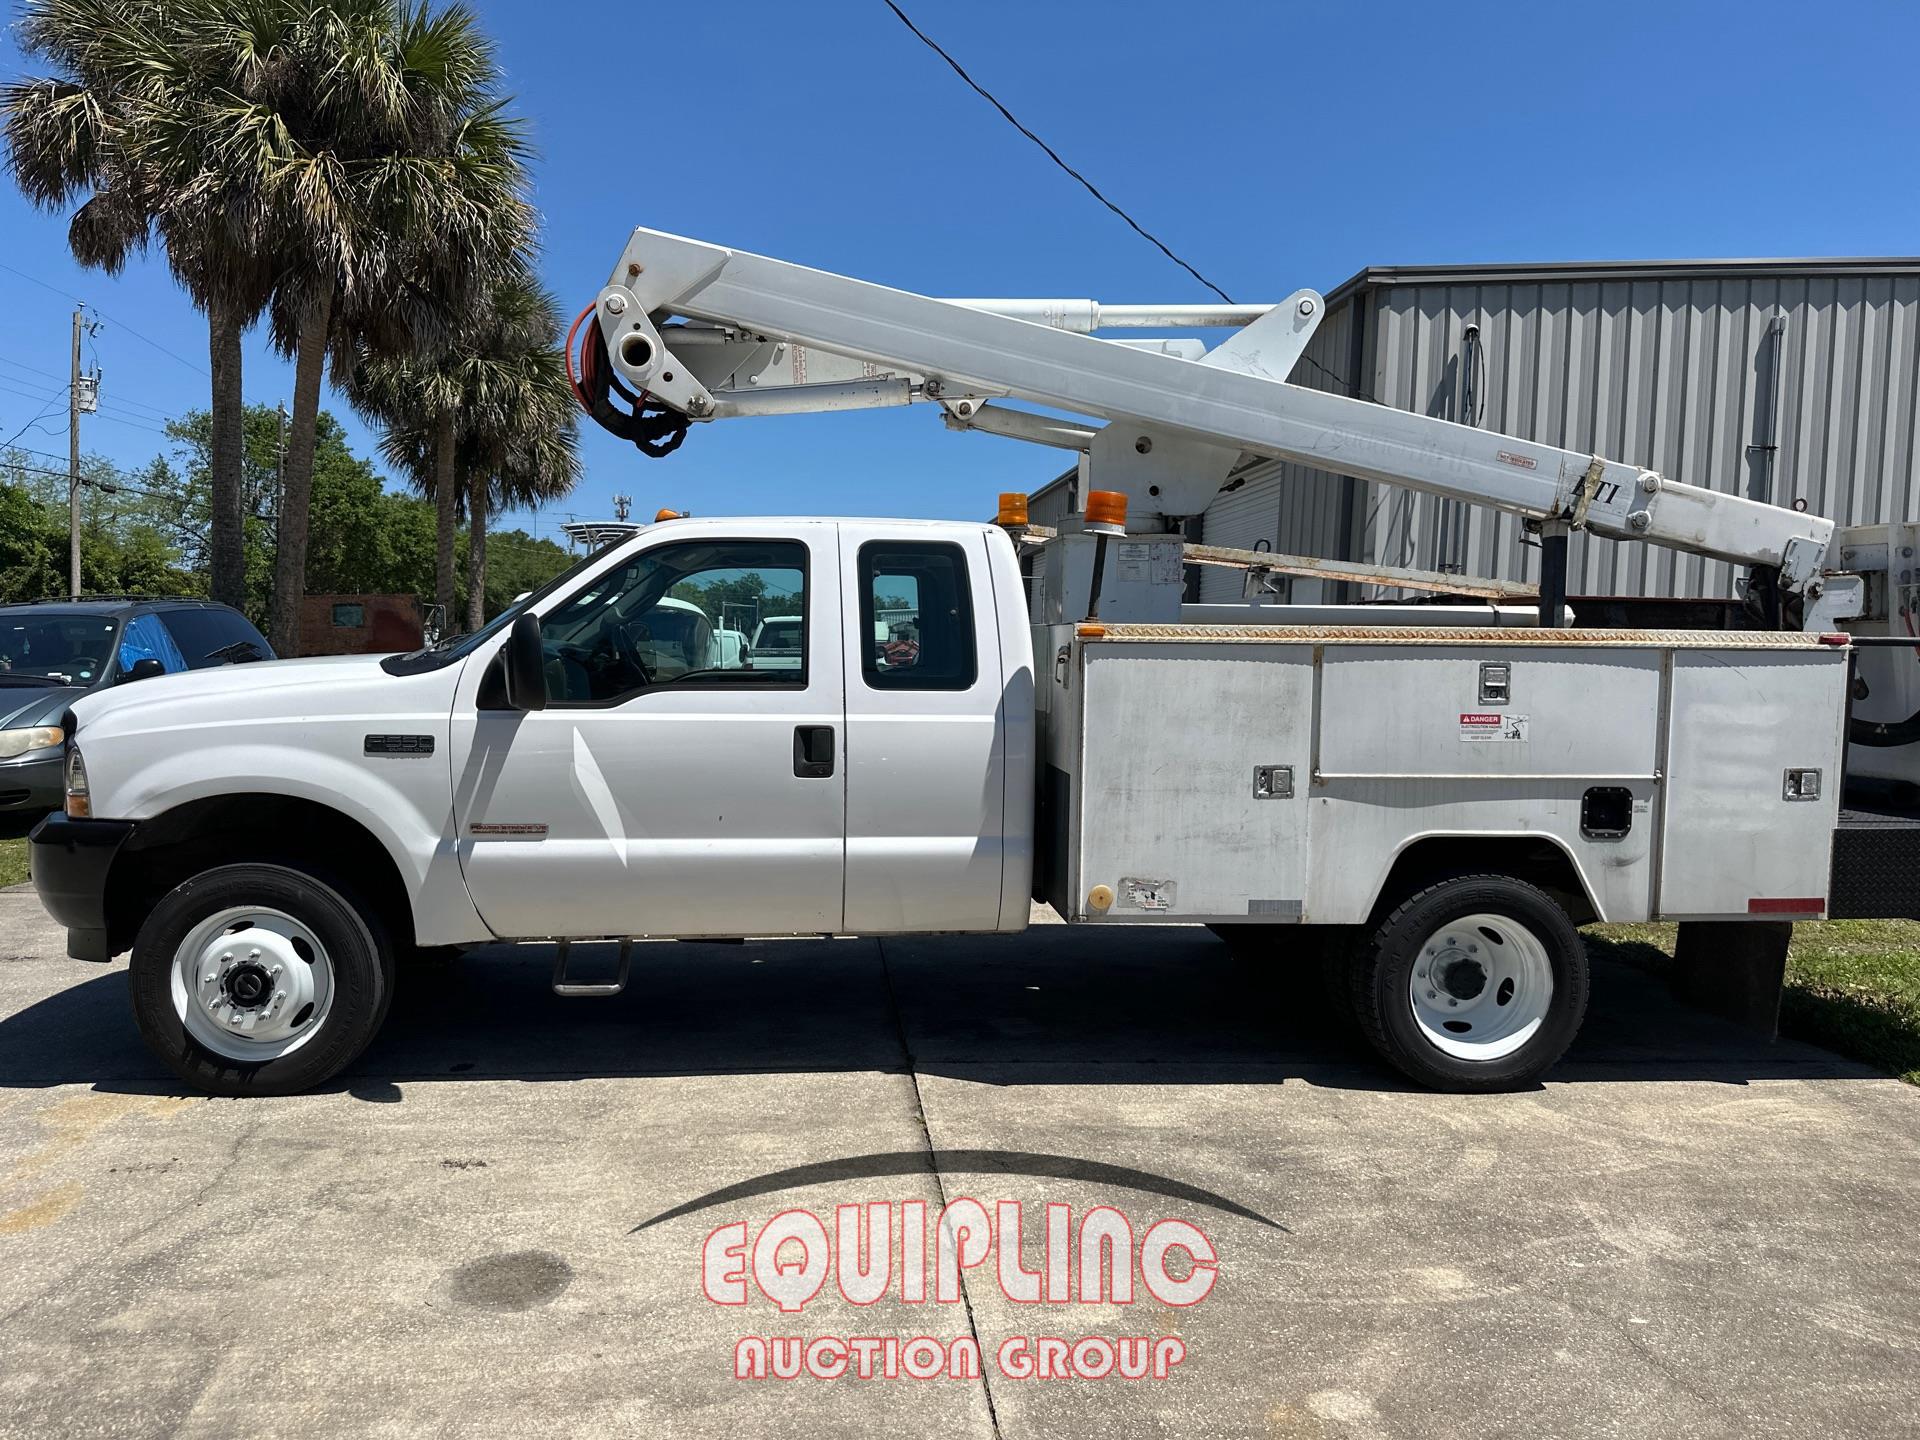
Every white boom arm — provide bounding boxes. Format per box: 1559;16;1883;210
591;227;1834;592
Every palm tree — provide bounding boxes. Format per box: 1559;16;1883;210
3;0;274;610
4;0;532;644
343;265;565;629
463;327;582;630
232;1;534;654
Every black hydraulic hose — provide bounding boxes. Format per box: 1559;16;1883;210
579;319;690;459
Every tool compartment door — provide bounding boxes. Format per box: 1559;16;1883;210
1076;641;1314;921
1659;650;1847;918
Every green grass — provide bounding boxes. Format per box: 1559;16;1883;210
1588;919;1920;1085
0;837;26;888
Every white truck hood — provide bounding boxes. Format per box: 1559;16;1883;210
71;653;430;738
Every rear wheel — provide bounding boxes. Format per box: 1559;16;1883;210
130;863;393;1096
1350;874;1588;1091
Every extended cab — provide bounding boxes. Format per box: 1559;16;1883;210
29;518;1033;1094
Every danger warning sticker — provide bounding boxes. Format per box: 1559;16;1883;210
1459;712;1530;742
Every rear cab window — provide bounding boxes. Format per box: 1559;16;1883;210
857;541;977;691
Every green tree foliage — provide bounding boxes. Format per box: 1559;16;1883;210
1;410;572;624
5;0;537;645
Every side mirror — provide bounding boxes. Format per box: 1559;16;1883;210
503;612;548;711
120;657;166;684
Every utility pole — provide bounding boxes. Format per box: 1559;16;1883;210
68;306;82;598
273;400;288;519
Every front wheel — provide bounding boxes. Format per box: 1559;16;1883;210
130;863;393;1096
1350;874;1588;1092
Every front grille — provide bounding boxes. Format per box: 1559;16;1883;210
0;789;32;807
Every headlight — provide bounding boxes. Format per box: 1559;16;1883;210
0;725;64;760
64;746;90;819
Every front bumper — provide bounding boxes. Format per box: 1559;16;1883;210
0;752;65;839
28;812;136;962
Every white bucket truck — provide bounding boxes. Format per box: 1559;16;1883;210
29;231;1918;1095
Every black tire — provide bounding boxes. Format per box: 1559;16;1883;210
129;863;394;1097
1350;874;1588;1092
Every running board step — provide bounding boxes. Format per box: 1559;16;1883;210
551;938;633;997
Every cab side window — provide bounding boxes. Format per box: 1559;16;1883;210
858;542;976;691
117;613;189;676
536;539;808;705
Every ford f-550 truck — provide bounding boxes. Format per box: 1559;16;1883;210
27;231;1920;1096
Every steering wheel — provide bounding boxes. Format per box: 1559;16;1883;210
608;620;654;690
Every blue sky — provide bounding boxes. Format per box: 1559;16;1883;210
3;0;1917;547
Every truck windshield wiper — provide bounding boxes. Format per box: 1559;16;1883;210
0;673;69;686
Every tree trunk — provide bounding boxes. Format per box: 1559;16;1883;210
206;300;247;612
465;469;489;632
433;411;458;634
268;280;335;657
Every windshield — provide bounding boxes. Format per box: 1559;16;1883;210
380;542;618;676
0;612;118;685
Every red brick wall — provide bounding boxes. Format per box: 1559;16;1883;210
296;594;425;657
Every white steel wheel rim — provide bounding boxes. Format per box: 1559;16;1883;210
170;906;336;1063
1407;911;1554;1062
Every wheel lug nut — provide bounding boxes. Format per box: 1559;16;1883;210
1426;989;1437;1000
1448;998;1458;1007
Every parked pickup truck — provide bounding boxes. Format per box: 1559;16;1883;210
25;513;1914;1096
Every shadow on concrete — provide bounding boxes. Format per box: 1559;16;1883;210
0;924;1884;1097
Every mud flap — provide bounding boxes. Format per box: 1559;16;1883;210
1670;921;1792;1038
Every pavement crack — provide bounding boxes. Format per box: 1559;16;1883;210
875;936;1003;1440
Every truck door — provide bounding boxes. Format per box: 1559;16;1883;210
838;523;1008;931
449;530;846;938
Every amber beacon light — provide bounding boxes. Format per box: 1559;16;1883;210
1083;489;1128;529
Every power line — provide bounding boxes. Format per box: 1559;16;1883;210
0;395;67;451
879;0;1235;305
0;353;182;420
1;456;195;517
0;261;210;378
90;411;173;438
0;376;178;428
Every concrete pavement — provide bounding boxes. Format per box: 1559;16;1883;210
1;887;1918;1438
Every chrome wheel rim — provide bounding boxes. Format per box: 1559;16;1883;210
171;906;335;1062
1408;912;1553;1062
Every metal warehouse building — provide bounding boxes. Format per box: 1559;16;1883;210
1031;258;1920;604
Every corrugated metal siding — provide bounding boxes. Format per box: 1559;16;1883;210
1028;472;1076;528
1351;271;1920;598
1198;297;1362;600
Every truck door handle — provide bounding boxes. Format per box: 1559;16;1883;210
793;725;836;778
